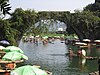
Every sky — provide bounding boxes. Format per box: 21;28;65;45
9;0;95;13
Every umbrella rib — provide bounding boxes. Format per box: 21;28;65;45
11;53;14;61
22;66;37;75
32;69;37;75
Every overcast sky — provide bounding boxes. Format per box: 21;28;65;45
9;0;95;13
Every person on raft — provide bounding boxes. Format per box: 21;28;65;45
77;48;86;58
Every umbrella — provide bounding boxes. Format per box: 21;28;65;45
66;35;75;39
83;39;91;42
2;52;28;61
0;40;10;47
75;42;87;46
10;65;48;75
43;36;48;39
94;40;100;42
2;46;24;53
0;46;5;50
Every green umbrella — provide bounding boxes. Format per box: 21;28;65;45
66;35;75;39
10;65;48;75
43;36;48;39
0;46;5;50
2;46;24;53
2;52;28;61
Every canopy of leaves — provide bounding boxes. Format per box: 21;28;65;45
84;1;100;12
1;1;100;45
71;11;100;40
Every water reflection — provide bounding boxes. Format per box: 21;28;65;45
19;39;99;75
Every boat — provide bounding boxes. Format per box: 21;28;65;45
0;69;11;72
80;45;89;48
0;69;11;75
85;56;98;60
89;71;99;75
65;53;98;60
75;42;87;46
0;51;6;59
0;59;24;64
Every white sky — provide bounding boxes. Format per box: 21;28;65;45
9;0;95;13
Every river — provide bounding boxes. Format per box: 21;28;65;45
19;39;99;75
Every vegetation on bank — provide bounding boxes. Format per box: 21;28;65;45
26;33;65;39
0;0;100;45
40;33;64;37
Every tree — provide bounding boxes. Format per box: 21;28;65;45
70;11;100;41
84;1;100;12
10;8;37;40
0;19;18;45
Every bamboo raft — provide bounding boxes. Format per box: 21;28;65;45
0;69;11;73
65;53;98;60
0;59;24;63
85;56;98;60
89;71;99;75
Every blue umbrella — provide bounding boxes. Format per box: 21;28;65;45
0;40;10;44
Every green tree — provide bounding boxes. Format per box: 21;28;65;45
70;11;100;41
84;1;100;12
0;19;18;45
10;8;37;40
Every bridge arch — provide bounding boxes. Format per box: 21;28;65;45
8;9;84;45
27;11;84;41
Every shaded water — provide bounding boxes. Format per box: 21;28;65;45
19;39;99;75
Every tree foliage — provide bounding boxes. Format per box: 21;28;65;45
84;0;100;12
9;8;37;40
1;0;100;45
70;11;100;40
0;19;18;45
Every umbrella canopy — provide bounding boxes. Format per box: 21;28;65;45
0;40;10;47
0;40;10;45
42;36;48;39
94;40;100;42
2;46;24;53
10;65;48;75
83;39;91;42
0;46;5;50
66;35;75;40
2;52;28;61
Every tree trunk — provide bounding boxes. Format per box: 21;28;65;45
70;25;84;41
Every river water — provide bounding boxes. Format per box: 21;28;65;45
19;39;99;75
